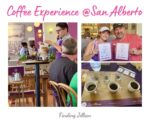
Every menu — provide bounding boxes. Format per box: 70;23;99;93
116;43;129;60
99;43;112;61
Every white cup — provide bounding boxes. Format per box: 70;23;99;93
128;81;140;92
85;81;97;94
108;82;120;93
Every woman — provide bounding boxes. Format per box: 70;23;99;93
83;26;110;61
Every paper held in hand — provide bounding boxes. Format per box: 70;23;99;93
116;43;129;60
98;43;112;61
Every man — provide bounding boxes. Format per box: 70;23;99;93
19;42;29;60
46;23;72;59
49;38;77;85
112;24;142;61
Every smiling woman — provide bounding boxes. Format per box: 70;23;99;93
34;6;79;21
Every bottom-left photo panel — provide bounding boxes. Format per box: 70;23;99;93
8;22;78;107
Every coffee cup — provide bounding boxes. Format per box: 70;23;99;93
108;82;120;93
85;81;97;94
128;81;140;92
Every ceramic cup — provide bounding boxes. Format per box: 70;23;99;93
128;81;140;92
108;82;120;93
85;81;97;94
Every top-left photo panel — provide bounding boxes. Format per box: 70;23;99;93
8;22;78;107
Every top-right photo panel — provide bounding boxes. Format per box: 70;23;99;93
81;23;142;61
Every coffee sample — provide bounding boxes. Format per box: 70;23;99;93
93;73;99;80
110;83;118;90
87;84;96;91
131;82;138;89
116;75;120;79
104;76;108;80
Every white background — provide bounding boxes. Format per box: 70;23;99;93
0;0;149;120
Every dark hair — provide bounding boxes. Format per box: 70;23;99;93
21;42;27;47
62;38;77;55
56;23;69;32
113;23;125;30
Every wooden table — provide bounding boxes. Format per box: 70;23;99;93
82;71;142;106
23;60;49;106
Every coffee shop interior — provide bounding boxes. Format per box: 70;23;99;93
8;22;77;107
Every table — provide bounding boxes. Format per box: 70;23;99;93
81;63;142;107
23;60;49;106
82;63;142;92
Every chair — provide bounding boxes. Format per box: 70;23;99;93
9;75;35;106
48;80;61;106
58;83;77;107
9;81;25;106
22;75;35;105
22;75;47;106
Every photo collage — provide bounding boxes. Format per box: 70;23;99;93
8;22;142;107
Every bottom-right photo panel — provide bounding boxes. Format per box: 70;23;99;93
81;62;142;107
